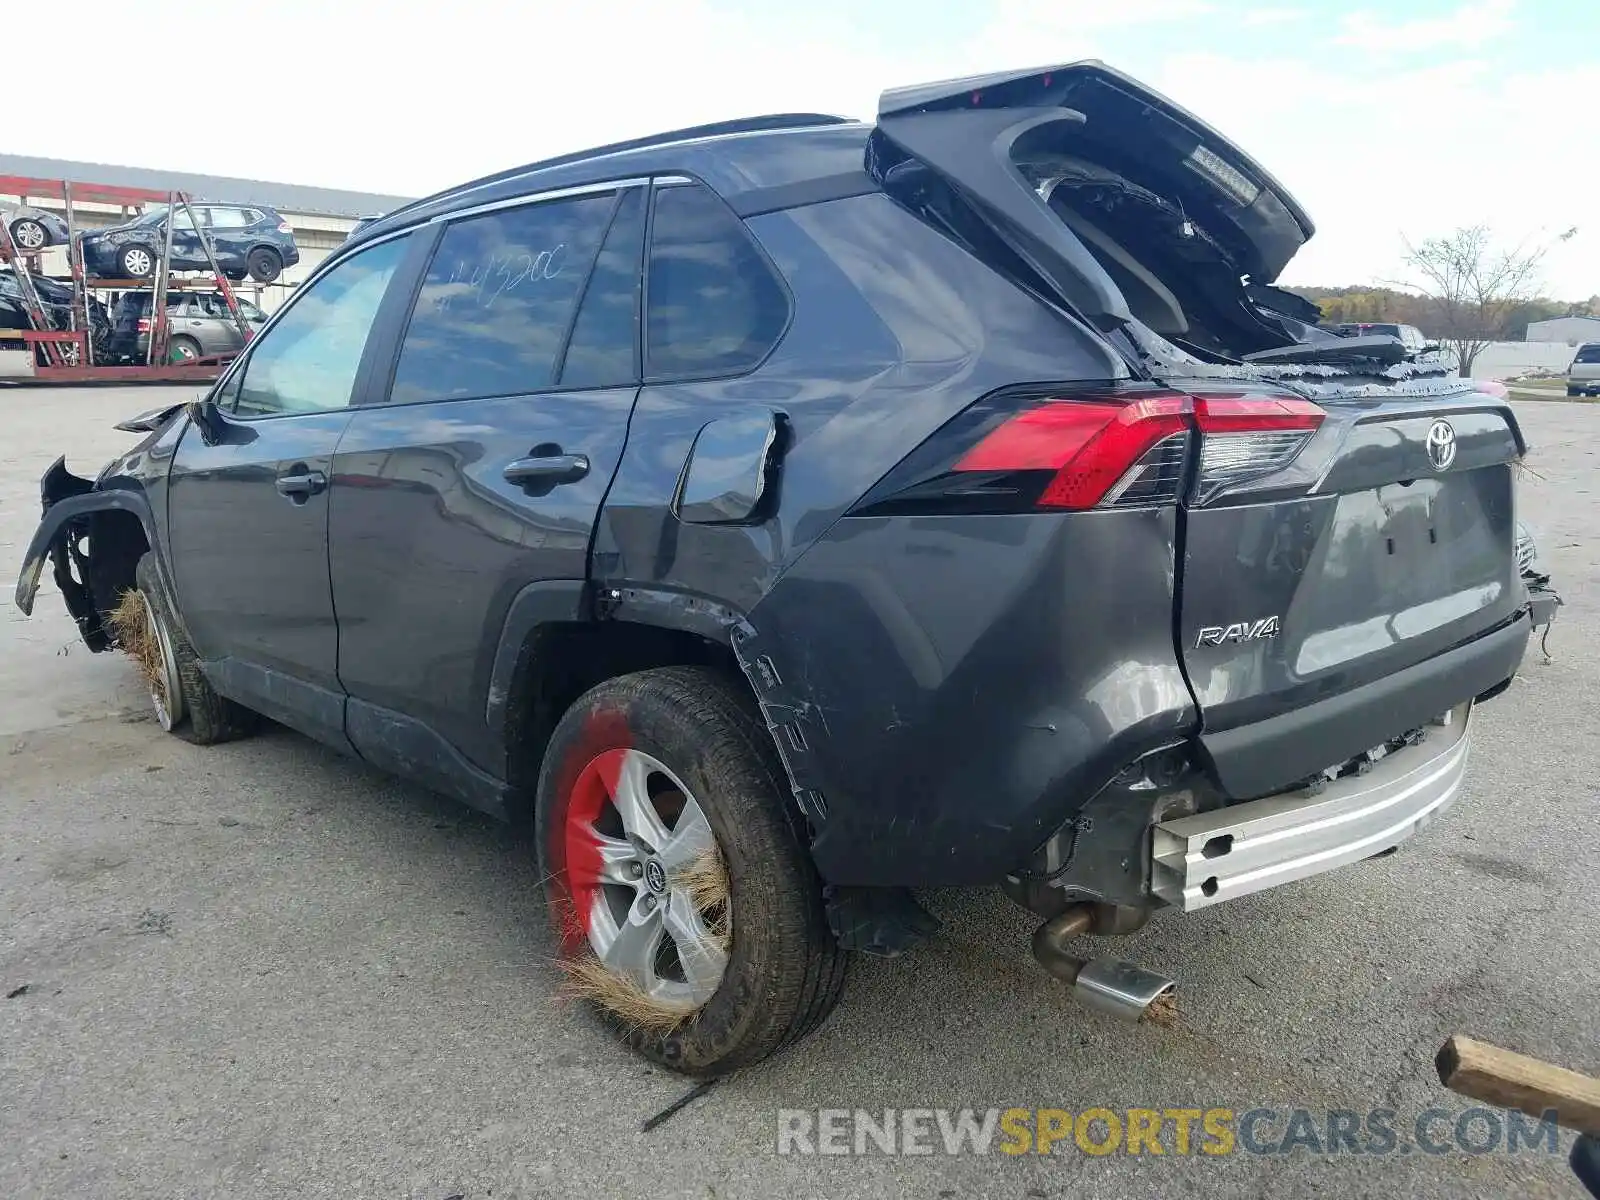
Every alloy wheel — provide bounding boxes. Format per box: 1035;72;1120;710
562;748;729;1009
12;220;46;250
142;593;185;731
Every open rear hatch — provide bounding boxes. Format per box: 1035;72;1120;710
875;62;1531;799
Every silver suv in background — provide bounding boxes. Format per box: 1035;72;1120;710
1567;342;1600;396
107;290;267;363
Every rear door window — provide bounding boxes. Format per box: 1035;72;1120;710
557;188;646;388
387;193;615;404
208;206;249;229
644;182;789;380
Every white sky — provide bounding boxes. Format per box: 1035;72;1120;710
11;0;1597;297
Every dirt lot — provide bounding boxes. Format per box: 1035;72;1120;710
2;386;1597;1200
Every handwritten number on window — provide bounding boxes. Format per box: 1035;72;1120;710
433;245;566;314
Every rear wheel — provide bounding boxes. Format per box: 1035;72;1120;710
246;247;281;283
119;244;156;279
10;218;47;251
168;335;201;363
118;554;257;744
537;666;847;1076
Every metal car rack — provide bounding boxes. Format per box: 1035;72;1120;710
1;174;257;383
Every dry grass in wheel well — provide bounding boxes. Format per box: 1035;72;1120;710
106;589;162;694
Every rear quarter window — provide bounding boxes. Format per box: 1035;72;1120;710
644;182;789;380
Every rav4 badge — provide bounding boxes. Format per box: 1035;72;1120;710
1195;616;1281;648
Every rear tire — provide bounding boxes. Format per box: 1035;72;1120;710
132;554;257;744
246;248;281;283
536;666;847;1076
169;335;201;363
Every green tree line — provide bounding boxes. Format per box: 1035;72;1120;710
1292;285;1600;339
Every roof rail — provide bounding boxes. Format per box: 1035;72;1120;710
382;113;855;225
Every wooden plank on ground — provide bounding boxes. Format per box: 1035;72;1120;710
1437;1036;1600;1135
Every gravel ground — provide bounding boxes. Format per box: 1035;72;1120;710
2;387;1596;1200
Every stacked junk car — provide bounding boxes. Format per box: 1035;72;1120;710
0;181;297;378
13;62;1562;1076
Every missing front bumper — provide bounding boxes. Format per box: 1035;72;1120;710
1151;703;1471;910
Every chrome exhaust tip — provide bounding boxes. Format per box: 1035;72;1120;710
1072;958;1178;1023
1031;907;1179;1024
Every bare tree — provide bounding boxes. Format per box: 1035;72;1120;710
1399;225;1574;375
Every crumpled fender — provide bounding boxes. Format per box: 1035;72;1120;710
14;471;158;621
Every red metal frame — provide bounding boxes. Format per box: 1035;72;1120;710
1;176;256;383
0;174;172;208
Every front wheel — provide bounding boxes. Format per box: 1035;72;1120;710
10;218;48;251
111;554;258;744
537;666;847;1076
119;244;156;279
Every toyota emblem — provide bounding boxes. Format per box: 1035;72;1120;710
1425;420;1457;472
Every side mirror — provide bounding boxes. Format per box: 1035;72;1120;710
186;395;253;447
187;396;225;445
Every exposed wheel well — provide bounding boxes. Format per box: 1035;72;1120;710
72;509;151;648
504;619;751;814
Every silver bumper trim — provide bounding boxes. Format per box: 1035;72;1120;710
1152;704;1472;910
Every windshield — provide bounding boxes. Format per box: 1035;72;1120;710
1575;344;1600;364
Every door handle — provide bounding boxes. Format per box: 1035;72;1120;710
275;469;327;499
503;454;590;487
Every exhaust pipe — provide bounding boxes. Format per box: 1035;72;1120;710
1031;906;1178;1024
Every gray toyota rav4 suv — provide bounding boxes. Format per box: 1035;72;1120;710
14;62;1560;1075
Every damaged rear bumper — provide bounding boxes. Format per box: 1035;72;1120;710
1151;703;1471;910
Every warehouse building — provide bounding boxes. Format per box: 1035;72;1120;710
2;153;412;311
1525;315;1600;346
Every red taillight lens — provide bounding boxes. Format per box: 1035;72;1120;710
277;221;293;234
136;318;151;333
955;395;1191;510
853;388;1326;518
953;392;1324;510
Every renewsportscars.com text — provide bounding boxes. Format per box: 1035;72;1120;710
776;1106;1562;1158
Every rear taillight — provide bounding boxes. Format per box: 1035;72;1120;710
136;318;151;333
851;387;1324;517
955;396;1191;509
277;221;293;234
1191;394;1324;503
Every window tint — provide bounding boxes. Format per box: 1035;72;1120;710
1575;344;1600;364
230;236;406;417
645;183;788;379
558;188;645;388
388;194;615;405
